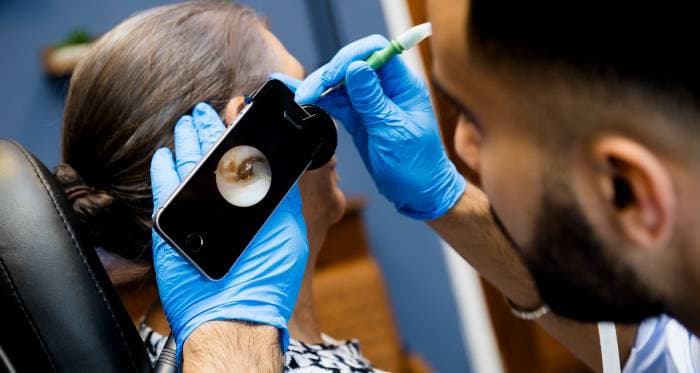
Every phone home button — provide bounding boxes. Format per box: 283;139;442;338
185;233;204;252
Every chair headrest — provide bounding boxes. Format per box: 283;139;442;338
0;139;150;372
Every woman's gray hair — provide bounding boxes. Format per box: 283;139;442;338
60;1;278;264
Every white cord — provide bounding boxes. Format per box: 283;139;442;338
598;321;622;373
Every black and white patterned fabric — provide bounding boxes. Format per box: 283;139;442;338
139;324;385;372
285;334;387;372
139;323;168;365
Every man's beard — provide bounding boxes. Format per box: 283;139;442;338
490;185;665;323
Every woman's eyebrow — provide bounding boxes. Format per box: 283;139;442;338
429;74;481;129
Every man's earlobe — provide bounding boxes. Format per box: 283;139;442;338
591;137;676;248
224;96;247;127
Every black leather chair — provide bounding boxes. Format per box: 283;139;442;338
0;139;151;372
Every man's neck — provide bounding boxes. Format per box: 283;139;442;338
668;299;700;337
662;234;700;336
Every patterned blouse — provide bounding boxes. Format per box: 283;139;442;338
139;323;387;372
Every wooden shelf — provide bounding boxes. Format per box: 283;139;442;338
42;43;93;77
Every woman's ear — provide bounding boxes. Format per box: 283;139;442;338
224;96;247;127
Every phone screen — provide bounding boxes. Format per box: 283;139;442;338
155;80;330;279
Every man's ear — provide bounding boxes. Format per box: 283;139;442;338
223;96;247;127
454;115;481;174
575;136;676;249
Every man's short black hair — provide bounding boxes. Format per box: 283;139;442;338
469;2;699;107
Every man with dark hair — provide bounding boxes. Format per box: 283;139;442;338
151;0;700;371
288;0;700;370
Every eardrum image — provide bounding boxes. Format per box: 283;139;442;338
215;145;271;207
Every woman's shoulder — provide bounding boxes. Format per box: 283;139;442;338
285;335;388;372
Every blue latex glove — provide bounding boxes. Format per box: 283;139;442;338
150;103;309;361
275;35;465;220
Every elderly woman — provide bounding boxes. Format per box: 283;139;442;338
56;1;385;371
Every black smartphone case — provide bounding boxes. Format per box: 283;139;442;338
154;79;336;279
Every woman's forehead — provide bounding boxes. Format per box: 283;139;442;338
259;27;305;80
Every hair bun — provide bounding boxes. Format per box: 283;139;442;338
54;163;114;239
53;164;150;261
55;163;96;201
54;163;112;205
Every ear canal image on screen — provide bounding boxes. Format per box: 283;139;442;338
215;145;272;207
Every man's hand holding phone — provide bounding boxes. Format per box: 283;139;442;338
150;103;309;361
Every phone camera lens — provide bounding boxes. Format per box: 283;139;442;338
185;233;204;252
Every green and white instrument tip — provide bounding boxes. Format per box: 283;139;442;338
319;22;433;99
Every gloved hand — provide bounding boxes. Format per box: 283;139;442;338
275;34;465;220
150;103;308;360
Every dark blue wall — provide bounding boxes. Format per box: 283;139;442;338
0;1;471;371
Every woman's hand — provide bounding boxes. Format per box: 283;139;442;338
150;103;308;360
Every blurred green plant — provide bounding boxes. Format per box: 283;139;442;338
55;29;92;48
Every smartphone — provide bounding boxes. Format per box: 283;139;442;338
154;79;336;279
